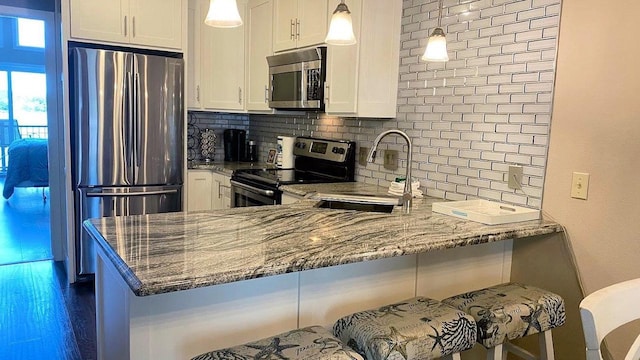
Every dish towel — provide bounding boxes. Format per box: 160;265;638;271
388;179;423;198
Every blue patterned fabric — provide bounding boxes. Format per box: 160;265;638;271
191;325;363;360
442;282;566;348
332;297;477;360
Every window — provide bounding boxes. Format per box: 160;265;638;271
0;71;7;120
17;18;44;48
12;72;46;127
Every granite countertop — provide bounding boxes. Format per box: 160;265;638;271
187;161;274;175
84;197;562;297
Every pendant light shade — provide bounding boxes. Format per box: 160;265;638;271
421;28;449;62
421;0;448;62
325;0;356;45
204;0;243;28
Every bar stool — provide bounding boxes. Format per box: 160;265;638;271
442;282;566;360
333;296;477;359
191;325;363;360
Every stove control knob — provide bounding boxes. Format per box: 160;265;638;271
332;147;345;154
332;147;338;154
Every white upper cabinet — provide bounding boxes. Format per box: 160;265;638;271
246;0;274;112
187;0;202;108
324;0;402;118
69;0;183;50
201;0;247;111
273;0;328;52
188;0;247;112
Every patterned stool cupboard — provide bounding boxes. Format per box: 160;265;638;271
191;325;364;360
333;296;477;360
442;282;566;360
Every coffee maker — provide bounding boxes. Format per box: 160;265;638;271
223;129;246;162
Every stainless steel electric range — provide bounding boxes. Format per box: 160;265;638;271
230;136;356;207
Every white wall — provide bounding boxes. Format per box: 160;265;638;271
544;0;640;357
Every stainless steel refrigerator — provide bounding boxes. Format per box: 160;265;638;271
70;47;184;278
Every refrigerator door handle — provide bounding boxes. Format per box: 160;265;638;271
125;71;134;169
86;189;179;197
135;72;142;171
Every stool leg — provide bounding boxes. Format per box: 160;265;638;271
538;330;555;360
486;344;504;360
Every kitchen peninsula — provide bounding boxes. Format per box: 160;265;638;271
85;197;562;359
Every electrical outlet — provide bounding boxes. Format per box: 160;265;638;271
508;165;523;190
384;150;398;170
358;147;369;166
571;172;590;200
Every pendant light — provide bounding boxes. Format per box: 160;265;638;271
421;0;448;62
325;0;356;45
204;0;243;28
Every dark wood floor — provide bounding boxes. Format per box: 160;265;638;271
0;260;96;359
0;177;52;265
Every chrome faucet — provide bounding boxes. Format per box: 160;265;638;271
367;130;413;214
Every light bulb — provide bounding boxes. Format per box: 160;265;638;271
204;0;243;28
421;28;449;62
325;1;356;45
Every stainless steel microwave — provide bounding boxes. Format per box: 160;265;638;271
267;47;326;110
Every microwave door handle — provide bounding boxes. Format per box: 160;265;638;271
300;68;307;108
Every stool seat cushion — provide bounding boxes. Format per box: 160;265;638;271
191;325;364;360
442;282;566;348
333;297;477;360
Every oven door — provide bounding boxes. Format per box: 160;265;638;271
230;180;281;207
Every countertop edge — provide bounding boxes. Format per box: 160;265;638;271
99;219;562;297
83;220;145;295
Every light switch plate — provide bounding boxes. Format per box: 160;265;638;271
508;165;523;190
384;150;398;170
358;147;369;166
571;172;590;200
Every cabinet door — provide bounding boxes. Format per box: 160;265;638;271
130;0;183;49
187;0;203;109
211;172;231;209
211;175;223;210
296;0;328;48
201;0;247;110
325;0;360;114
69;0;129;44
273;0;297;52
246;0;273;111
187;171;213;211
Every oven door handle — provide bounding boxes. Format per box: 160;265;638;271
231;180;275;197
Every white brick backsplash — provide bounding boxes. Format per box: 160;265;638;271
239;0;560;209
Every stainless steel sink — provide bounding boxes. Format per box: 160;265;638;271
311;193;401;213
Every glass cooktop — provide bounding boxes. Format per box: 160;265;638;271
232;168;344;187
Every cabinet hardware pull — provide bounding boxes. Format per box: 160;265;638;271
238;87;242;103
325;83;330;103
196;85;200;102
290;19;295;39
264;85;269;103
296;19;300;39
124;15;127;36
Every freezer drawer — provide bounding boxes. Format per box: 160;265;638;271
75;185;182;277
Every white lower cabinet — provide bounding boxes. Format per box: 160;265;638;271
187;170;213;211
211;171;232;209
187;170;231;211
